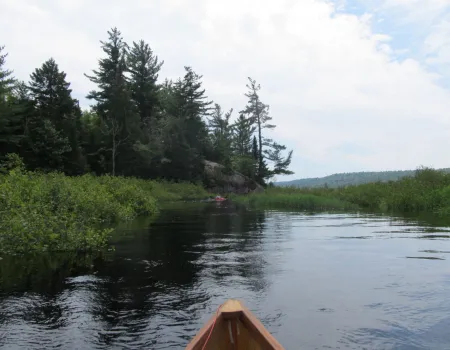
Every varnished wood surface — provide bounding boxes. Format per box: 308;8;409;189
185;299;285;350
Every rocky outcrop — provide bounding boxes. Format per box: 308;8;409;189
203;160;264;194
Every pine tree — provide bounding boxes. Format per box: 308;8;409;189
264;141;293;176
208;103;233;166
78;109;109;174
85;28;139;176
252;135;258;160
27;119;72;170
241;77;293;183
0;46;24;157
232;114;255;157
127;40;165;177
128;40;163;130
27;58;82;172
14;81;35;145
241;77;274;181
28;58;77;126
171;66;212;121
0;46;15;98
160;66;212;181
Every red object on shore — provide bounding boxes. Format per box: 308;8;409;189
215;196;227;202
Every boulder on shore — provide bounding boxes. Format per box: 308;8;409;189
203;160;264;194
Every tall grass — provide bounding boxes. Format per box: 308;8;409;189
238;168;450;215
134;179;209;202
234;189;357;211
309;167;450;213
0;169;208;254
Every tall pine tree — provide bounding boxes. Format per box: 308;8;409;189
85;27;139;176
241;77;293;183
232;114;255;157
127;40;164;177
208;103;233;168
241;78;273;181
160;66;212;181
128;40;163;130
27;58;82;172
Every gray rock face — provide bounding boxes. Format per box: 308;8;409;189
203;160;264;194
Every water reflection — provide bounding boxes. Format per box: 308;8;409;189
1;205;450;349
0;202;277;349
0;252;100;295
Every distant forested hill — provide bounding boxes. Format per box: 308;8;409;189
275;168;450;188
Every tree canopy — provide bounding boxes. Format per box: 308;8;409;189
0;28;293;185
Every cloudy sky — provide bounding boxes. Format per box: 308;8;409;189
1;0;450;180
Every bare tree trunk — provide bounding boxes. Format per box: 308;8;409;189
102;118;126;177
111;122;118;176
256;99;263;180
112;138;116;176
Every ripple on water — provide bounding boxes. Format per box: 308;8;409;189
1;206;450;349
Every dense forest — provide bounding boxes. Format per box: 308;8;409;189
0;27;293;185
275;169;450;188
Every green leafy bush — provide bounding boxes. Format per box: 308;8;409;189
0;165;207;254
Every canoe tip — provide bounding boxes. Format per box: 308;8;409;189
220;299;244;312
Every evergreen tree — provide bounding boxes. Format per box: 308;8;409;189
0;46;15;99
85;27;139;176
178;66;213;164
232;114;255;157
173;66;212;120
27;58;82;172
0;46;24;157
208;103;233;166
14;81;35;152
160;66;212;181
128;40;163;129
230;113;257;179
0;34;294;186
241;77;293;183
264;141;293;176
28;58;78;126
241;77;274;181
252;135;258;160
127;40;165;177
27;119;72;170
79;109;113;174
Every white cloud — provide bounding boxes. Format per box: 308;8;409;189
1;0;450;179
380;0;450;23
424;15;450;74
379;0;450;63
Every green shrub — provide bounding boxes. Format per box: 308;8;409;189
0;168;207;254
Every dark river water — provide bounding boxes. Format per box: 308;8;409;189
1;202;450;349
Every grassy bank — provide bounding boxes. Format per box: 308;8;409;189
234;189;357;211
307;168;450;214
0;169;208;254
237;168;450;215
